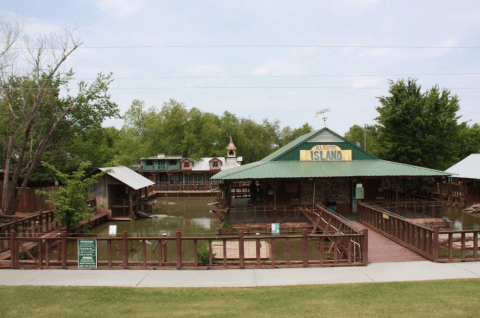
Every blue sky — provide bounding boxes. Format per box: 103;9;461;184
4;0;480;134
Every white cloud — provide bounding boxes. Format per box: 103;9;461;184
95;0;144;19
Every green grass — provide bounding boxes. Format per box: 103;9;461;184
1;279;480;317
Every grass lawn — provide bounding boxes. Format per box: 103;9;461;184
1;279;480;317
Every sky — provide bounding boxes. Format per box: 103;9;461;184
3;0;480;135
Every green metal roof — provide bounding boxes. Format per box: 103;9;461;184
212;127;451;180
261;127;376;162
212;159;451;180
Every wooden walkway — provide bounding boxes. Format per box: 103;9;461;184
352;222;427;263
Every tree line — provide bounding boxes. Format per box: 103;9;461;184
344;79;480;171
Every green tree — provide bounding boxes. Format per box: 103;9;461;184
0;23;119;215
374;79;462;170
344;124;378;155
36;163;108;232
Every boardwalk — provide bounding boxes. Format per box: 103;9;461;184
352;222;427;263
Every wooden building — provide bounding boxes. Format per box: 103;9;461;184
138;136;242;185
212;128;452;223
445;154;480;206
86;166;155;219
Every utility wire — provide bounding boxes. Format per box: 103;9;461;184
10;45;480;49
69;72;480;80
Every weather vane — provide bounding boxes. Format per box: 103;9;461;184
315;109;330;128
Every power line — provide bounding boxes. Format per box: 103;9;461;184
69;72;480;80
5;86;480;90
10;44;480;50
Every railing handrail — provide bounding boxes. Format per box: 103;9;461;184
358;202;434;232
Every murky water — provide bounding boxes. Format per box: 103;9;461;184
443;206;480;230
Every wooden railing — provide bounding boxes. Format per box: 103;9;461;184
2;229;367;269
357;202;480;263
228;205;309;223
358;202;435;260
370;201;449;218
0;211;57;253
150;183;220;192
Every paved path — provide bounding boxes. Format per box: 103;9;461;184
353;222;427;263
1;261;480;287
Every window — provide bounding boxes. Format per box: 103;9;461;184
169;160;177;165
229;150;234;155
213;161;219;167
184;162;190;168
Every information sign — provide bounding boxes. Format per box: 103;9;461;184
355;186;364;200
271;223;280;234
109;225;117;235
78;239;97;269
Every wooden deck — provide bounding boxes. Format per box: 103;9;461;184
352;222;427;263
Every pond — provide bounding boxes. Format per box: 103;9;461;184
444;206;480;230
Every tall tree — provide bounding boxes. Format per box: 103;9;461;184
0;21;119;215
344;124;378;155
374;79;461;170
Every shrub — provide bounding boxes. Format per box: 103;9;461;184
198;243;215;265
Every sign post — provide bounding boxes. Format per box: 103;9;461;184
78;239;97;269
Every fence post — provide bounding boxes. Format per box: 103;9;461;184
123;231;128;269
10;230;16;269
61;230;67;269
362;229;368;266
176;231;182;269
302;229;308;268
433;226;439;262
239;230;245;269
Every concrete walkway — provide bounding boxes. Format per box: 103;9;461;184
2;261;480;287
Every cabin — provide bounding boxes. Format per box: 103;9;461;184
138;136;242;185
86;166;155;219
211;128;452;226
445;154;480;206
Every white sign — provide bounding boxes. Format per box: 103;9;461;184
109;225;117;235
271;223;280;234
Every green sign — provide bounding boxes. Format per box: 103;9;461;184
78;239;97;269
355;187;364;200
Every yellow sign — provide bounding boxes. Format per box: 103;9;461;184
300;145;352;162
383;214;389;219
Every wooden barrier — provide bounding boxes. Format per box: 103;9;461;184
4;229;367;270
358;202;480;263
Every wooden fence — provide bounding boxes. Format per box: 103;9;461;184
0;211;57;253
228;205;308;223
150;183;220;192
370;201;449;219
0;185;58;213
357;202;480;263
1;228;368;270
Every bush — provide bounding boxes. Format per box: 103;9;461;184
198;243;215;266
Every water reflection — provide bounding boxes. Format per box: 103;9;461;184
444;206;480;230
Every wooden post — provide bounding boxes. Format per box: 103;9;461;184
271;238;275;268
302;229;308;268
176;231;182;270
142;239;147;268
194;239;198;268
223;238;227;268
123;231;128;269
239;230;245;269
38;238;43;268
107;240;112;268
61;230;67;269
256;236;261;266
319;238;324;266
363;229;368;266
474;232;478;260
286;238;291;266
10;230;16;269
208;239;213;269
